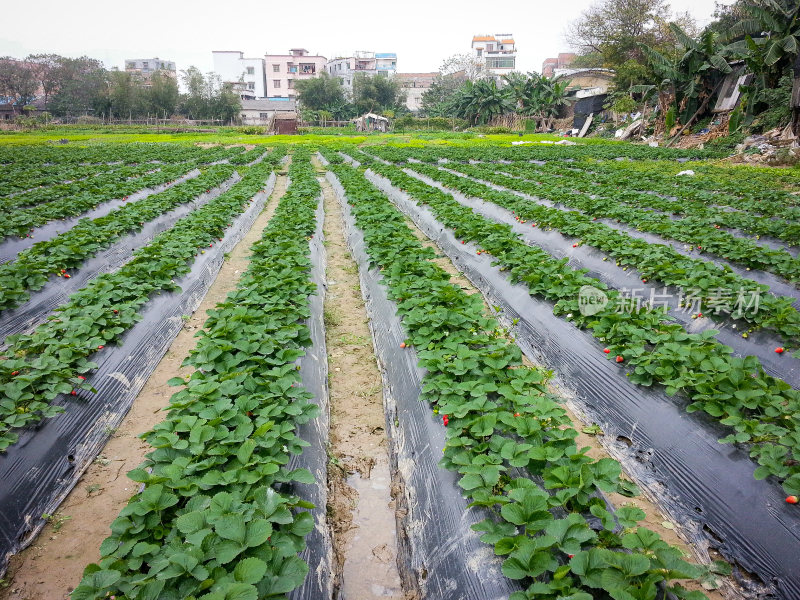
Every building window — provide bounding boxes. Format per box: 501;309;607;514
259;112;269;119
486;58;515;69
247;66;254;75
273;64;280;72
476;49;482;57
247;82;255;90
142;61;149;69
287;79;294;89
273;80;281;88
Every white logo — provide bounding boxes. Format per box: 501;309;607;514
578;285;608;316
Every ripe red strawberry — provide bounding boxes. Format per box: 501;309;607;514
572;243;578;248
400;342;407;349
11;371;19;376
616;355;624;363
97;345;104;350
776;347;785;354
113;309;119;314
209;243;213;247
461;240;465;244
787;495;798;504
442;415;449;426
64;274;71;279
78;375;86;380
514;412;521;417
603;348;610;354
697;312;703;318
70;390;77;396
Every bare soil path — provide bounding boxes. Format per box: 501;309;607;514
314;159;406;600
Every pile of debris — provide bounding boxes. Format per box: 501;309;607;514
734;124;798;164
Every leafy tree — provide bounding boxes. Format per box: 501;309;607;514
567;0;698;98
439;53;488;80
179;67;241;122
420;73;466;117
295;72;348;118
47;56;108;116
26;54;62;110
148;70;179;118
107;70;144;119
352;72;405;115
0;57;39;106
567;0;673;66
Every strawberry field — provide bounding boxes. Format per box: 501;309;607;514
0;134;799;600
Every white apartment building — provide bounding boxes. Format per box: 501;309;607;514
264;49;327;98
471;34;516;78
325;51;397;94
212;51;267;99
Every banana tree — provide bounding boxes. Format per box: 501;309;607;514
501;72;533;111
726;0;800;88
451;79;514;126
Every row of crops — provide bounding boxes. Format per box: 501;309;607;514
0;138;798;599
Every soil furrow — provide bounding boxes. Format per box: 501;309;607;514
315;159;406;600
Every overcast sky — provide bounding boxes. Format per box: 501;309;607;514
2;0;732;77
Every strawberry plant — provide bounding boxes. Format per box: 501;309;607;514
0;150;286;451
363;159;800;495
72;148;322;600
325;153;711;600
409;163;800;348
0;164;201;240
0;164;239;312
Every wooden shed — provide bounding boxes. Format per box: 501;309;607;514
269;112;298;135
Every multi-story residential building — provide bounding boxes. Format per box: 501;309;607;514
542;53;577;77
212;51;267;99
124;58;177;86
325;51;397;94
471;34;516;78
395;72;437;112
264;49;327;98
